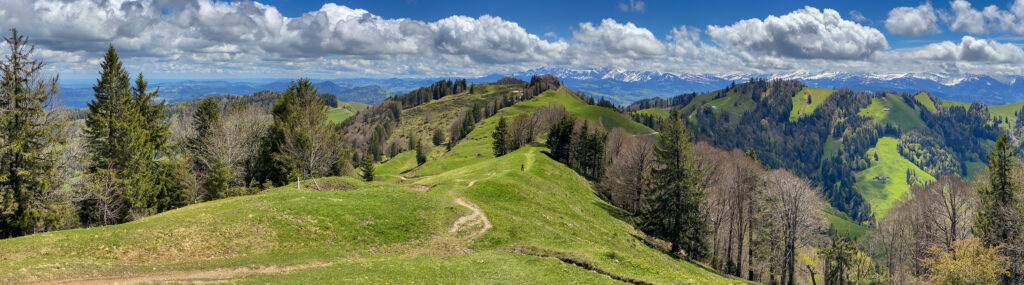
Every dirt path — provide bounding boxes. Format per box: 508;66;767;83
448;197;491;240
37;262;332;285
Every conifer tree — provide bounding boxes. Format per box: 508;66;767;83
639;110;708;258
0;29;66;237
432;129;445;146
83;45;171;223
414;136;427;165
974;134;1024;283
493;116;510;156
360;155;375;182
257;79;347;186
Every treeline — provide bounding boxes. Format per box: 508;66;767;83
395;79;467;109
0;32;351;237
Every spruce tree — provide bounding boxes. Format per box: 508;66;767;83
414;136;427;165
256;78;346;186
640;110;708;259
493;116;510;156
360;155;375;182
83;45;170;223
0;29;66;237
432;129;445;146
975;134;1024;283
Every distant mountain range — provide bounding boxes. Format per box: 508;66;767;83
56;78;435;109
56;68;1024;108
494;68;1024;106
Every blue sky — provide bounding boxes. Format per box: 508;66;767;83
5;0;1024;81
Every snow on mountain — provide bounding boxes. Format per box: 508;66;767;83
504;68;1024;105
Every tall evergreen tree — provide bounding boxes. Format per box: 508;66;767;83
493;116;510;156
0;29;66;237
639;111;708;258
82;45;171;223
360;155;375;182
975;134;1024;283
256;79;347;186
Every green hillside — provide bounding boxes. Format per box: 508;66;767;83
521;87;651;134
858;93;926;131
0;86;732;284
824;211;870;240
789;87;834;121
326;101;370;123
634;107;670;119
914;93;936;113
854;137;935;220
988;101;1024;127
389;84;520;147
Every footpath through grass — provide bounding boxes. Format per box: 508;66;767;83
0;87;738;284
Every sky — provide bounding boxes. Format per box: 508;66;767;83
5;0;1024;80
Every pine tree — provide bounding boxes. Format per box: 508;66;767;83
256;79;347;186
360;155;375;182
432;129;445;146
639;110;708;259
974;134;1024;283
413;136;427;165
0;29;67;237
547;116;575;162
493;116;510;156
82;45;171;223
189;97;221;153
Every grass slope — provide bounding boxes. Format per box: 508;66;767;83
0;87;734;284
530;87;651;133
824;212;870;240
858;94;926;131
914;93;936;113
854;137;935;220
326;101;370;123
789;87;834;121
634;107;670;119
389;84;520;148
988;101;1024;127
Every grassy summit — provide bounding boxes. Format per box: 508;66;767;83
0;86;735;284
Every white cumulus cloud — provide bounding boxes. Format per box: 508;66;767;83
904;36;1024;62
706;6;889;60
886;3;940;36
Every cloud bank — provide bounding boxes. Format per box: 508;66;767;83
2;0;1024;79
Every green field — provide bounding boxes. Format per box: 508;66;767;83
0;87;734;284
388;84;517;150
523;87;651;133
914;93;936;113
326;101;370;123
789;87;834;121
824;211;870;240
854;137;935;220
858;93;926;131
988;101;1024;127
633;107;670;119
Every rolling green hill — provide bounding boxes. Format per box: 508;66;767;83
633;107;670;119
789;87;834;121
857;93;926;131
854;137;935;220
0;86;733;284
388;84;521;148
326;101;370;123
522;87;651;134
